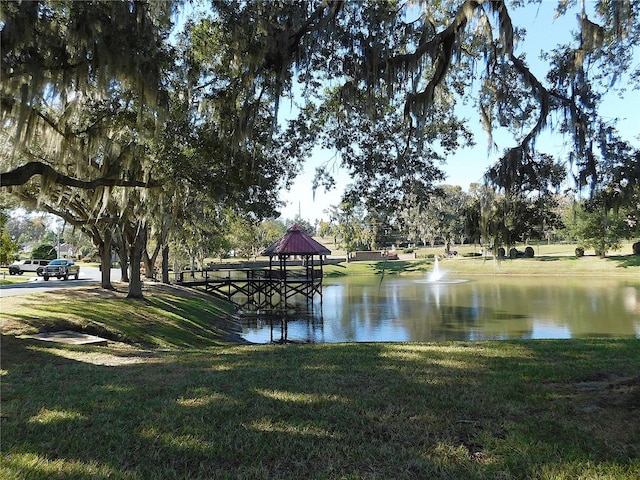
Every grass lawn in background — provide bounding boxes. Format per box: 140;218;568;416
314;239;638;261
0;268;37;285
323;252;640;277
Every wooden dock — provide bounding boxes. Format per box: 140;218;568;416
174;224;331;312
173;266;324;311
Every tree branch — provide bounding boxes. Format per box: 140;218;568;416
13;190;121;227
1;162;162;188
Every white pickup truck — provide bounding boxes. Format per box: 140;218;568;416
8;259;51;276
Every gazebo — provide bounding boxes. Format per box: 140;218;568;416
260;224;331;308
174;224;331;312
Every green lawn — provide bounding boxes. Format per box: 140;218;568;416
1;271;639;479
0;284;242;348
316;239;638;260
0;268;35;285
324;252;640;278
2;334;639;480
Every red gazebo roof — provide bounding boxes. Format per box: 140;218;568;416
262;224;331;257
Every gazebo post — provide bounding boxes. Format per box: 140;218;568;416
307;254;313;303
280;253;286;308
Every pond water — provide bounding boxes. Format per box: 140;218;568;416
240;275;640;344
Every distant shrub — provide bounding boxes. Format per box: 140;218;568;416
524;246;535;258
31;244;57;260
633;242;640;255
402;248;414;254
464;252;482;257
575;246;585;257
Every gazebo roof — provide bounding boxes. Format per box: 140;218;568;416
262;224;331;257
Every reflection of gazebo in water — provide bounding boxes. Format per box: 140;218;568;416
259;224;331;310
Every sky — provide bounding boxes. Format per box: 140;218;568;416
277;1;639;224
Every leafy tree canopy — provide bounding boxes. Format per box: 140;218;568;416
1;0;638;228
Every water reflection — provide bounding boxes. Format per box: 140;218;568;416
240;276;640;344
242;313;325;343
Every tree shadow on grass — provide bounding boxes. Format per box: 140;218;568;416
1;286;242;349
372;260;411;275
607;254;640;269
3;335;640;479
372;259;432;275
535;256;566;262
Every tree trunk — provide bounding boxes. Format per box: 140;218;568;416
127;224;147;299
161;245;169;284
113;231;130;283
371;224;378;250
142;251;155;280
85;224;113;290
143;239;162;280
189;256;196;278
119;250;130;283
99;229;114;290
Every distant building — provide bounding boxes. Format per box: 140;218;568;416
58;243;75;258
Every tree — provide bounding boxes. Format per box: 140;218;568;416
399;185;470;249
569;197;630;257
317;220;333;239
543;5;639;197
2;210;53;248
436;186;470;247
0;230;18;264
287;216;315;236
562;137;640;256
30;244;57;260
295;1;636;212
483;149;567;251
1;0;176;297
310;88;467;213
1;1;300;296
2;0;629;192
226;216;260;261
328;203;374;252
1;0;173;187
260;219;288;248
230;218;292;259
2;0;638;280
0;210;19;264
400;195;443;248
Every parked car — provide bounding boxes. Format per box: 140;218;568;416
43;259;80;281
8;259;50;276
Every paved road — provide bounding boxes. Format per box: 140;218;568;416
0;266;122;298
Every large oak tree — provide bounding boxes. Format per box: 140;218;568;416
2;0;638;291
